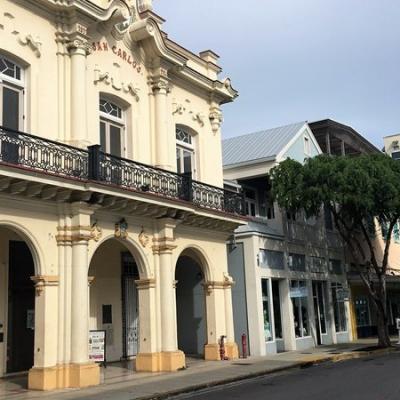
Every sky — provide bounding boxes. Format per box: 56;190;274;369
153;0;400;148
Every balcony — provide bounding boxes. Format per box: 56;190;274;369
0;126;245;216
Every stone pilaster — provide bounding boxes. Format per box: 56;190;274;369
67;34;92;147
151;71;173;171
151;219;185;371
28;276;59;391
135;278;160;371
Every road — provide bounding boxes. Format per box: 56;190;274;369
172;351;400;400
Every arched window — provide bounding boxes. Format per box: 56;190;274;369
99;98;125;157
176;126;195;176
0;55;24;130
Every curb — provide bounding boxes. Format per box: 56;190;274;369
135;347;398;400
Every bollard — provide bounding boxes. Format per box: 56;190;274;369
241;333;248;358
219;335;227;360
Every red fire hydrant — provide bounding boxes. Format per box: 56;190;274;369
241;333;248;359
219;335;227;360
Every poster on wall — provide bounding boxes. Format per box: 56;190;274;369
289;286;308;298
89;330;106;363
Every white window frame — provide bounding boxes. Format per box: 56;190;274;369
243;186;258;217
99;98;125;157
0;55;24;130
176;127;196;177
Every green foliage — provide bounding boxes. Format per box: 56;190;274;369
270;154;400;228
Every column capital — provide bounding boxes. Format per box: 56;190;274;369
66;35;92;56
135;278;156;289
152;241;177;255
203;278;235;294
56;224;99;243
31;275;59;296
150;75;170;94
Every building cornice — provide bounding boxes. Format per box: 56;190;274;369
129;16;238;104
30;0;132;22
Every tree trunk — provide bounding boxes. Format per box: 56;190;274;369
375;308;391;347
362;275;392;348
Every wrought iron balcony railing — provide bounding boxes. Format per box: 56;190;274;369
0;126;245;215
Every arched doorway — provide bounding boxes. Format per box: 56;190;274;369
88;238;141;362
175;252;207;357
0;226;36;375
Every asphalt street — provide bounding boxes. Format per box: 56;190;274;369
172;352;400;400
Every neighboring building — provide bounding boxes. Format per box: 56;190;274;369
312;121;400;339
383;133;400;160
309;119;379;156
0;0;245;391
223;122;351;356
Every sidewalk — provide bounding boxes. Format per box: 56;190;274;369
1;339;398;400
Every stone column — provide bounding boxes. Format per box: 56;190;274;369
280;279;296;351
223;275;239;359
69;203;99;388
151;73;173;171
28;276;59;391
153;219;185;371
67;37;91;147
135;278;159;371
326;281;337;344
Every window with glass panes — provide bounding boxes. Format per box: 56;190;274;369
261;279;273;341
331;283;348;332
99;98;124;157
176;127;195;176
0;55;24;131
244;188;257;217
288;253;306;272
290;280;310;337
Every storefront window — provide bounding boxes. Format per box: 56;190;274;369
272;280;282;338
290;280;310;337
261;279;273;341
331;283;347;332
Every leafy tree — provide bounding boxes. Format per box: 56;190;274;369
270;154;400;347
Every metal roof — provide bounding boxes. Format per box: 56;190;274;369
222;121;306;167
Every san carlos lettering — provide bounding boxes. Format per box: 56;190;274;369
92;41;141;73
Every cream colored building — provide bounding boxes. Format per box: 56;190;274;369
0;0;245;391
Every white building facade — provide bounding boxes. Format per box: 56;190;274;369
224;122;352;356
0;0;244;390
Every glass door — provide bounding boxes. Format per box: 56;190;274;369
312;281;327;345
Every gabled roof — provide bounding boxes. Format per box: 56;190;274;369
309;119;380;155
222;121;307;167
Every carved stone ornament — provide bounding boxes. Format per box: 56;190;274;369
90;222;102;242
94;66;140;101
18;34;42;57
172;99;205;127
209;107;223;134
1;12;42;58
138;226;150;248
115;218;128;239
